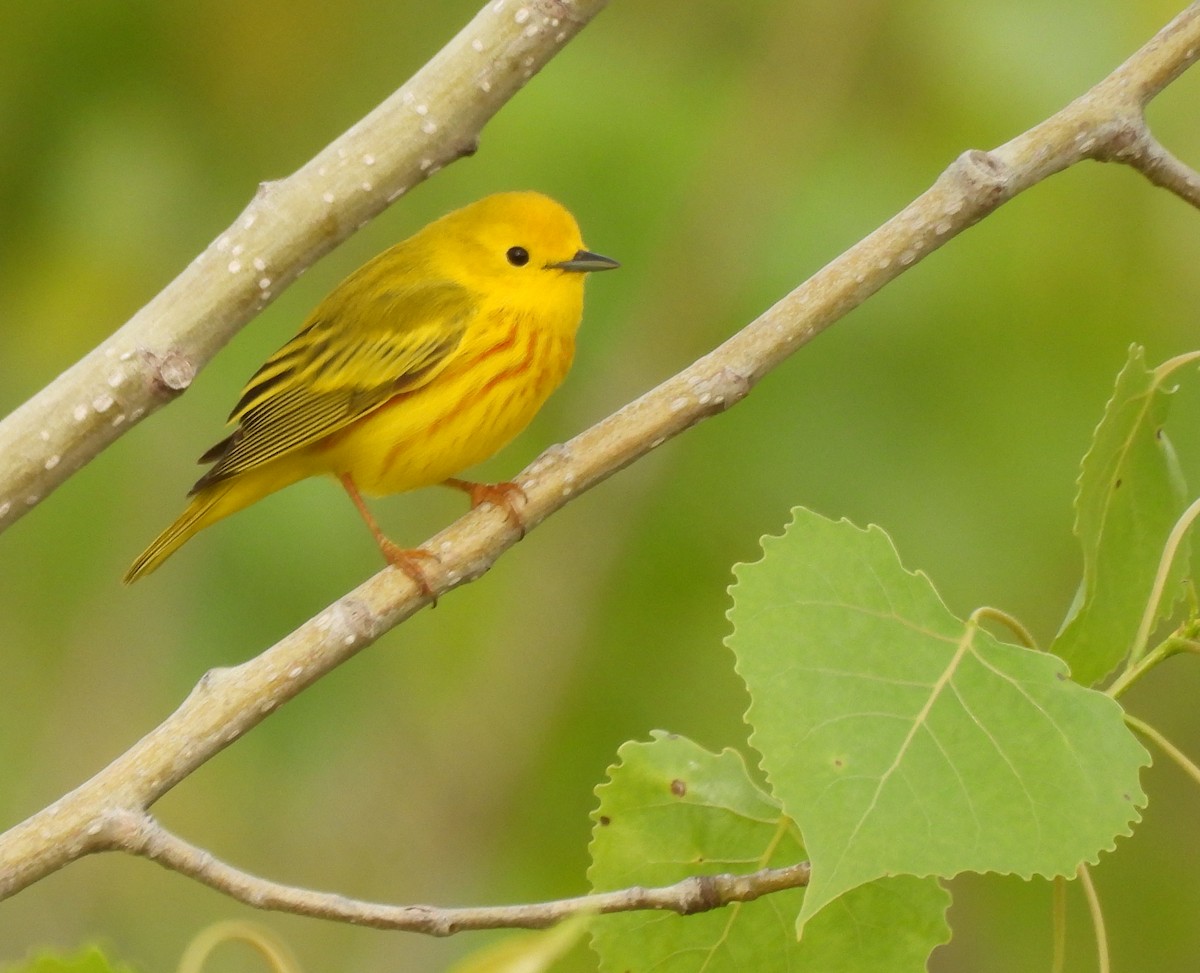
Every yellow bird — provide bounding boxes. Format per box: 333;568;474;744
124;191;618;589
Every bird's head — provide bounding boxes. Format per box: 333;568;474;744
424;191;619;315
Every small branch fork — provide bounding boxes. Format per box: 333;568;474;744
1;0;1199;935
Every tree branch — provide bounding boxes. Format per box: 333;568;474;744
0;0;609;533
2;0;1199;929
1109;130;1200;209
109;810;809;933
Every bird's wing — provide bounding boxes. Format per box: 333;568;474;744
191;279;474;492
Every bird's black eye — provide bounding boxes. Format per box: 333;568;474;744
506;246;530;267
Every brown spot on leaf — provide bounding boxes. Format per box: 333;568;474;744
670;779;687;797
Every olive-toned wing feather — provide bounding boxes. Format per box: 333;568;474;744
191;279;474;493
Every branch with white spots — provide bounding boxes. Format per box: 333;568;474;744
1;0;1199;935
0;0;609;532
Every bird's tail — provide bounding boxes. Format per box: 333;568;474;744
123;482;238;584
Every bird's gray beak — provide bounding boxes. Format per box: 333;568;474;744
549;249;621;272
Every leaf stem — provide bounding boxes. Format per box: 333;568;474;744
1104;638;1171;700
1127;495;1200;667
1076;864;1109;973
969;606;1038;649
177;921;303;973
1051;876;1067;973
1153;350;1200;383
1168;636;1200;657
1124;713;1200;788
1106;635;1183;699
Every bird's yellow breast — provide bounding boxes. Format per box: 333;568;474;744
317;300;578;496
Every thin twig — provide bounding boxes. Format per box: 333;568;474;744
0;0;610;533
112;811;810;934
2;0;1200;921
1111;131;1200;209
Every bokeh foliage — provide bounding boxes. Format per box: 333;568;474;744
1;2;1198;971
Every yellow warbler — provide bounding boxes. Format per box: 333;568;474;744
124;191;618;588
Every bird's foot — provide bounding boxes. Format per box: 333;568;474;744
379;540;440;602
443;478;529;537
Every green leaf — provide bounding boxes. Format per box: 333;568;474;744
728;508;1148;932
2;949;135;973
587;733;949;973
1052;345;1193;685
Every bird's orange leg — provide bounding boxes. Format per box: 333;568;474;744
339;473;438;597
442;477;528;537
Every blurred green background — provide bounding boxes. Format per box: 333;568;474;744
2;1;1199;970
